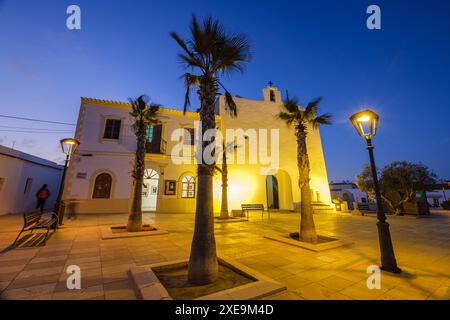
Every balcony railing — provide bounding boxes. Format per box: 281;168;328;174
145;139;167;154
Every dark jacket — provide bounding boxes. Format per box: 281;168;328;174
36;188;50;200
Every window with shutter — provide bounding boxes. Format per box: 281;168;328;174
103;119;121;139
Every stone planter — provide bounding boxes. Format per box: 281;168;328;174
101;224;168;240
129;256;286;300
264;233;353;252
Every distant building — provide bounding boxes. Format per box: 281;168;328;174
0;145;63;215
329;181;369;210
426;181;450;208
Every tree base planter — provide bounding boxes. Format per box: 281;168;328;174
129;257;286;300
101;224;168;240
352;209;364;216
214;217;248;223
264;232;353;252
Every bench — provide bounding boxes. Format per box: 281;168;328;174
13;210;58;245
241;204;269;221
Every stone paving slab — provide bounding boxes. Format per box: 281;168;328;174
0;211;449;300
264;233;353;252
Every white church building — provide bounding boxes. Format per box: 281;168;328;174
63;86;333;215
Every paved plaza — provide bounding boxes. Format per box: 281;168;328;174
0;211;449;300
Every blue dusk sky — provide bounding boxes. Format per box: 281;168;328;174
0;0;449;181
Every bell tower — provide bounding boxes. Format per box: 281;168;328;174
262;81;281;103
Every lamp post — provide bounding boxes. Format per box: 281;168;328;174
350;109;401;273
54;138;80;227
443;182;449;202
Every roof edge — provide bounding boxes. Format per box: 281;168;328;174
80;97;220;118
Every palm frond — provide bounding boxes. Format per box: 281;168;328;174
170;32;194;59
136;95;148;110
224;91;238;117
282;97;300;114
128;98;137;114
171;15;252;116
277;111;295;127
145;104;161;123
304;97;322;119
217;81;238;117
128;95;160;132
177;53;203;70
147;104;160;116
129;95;148;114
312;113;332;129
183;73;200;113
213;33;252;74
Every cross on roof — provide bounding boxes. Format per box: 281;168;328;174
268;81;273;87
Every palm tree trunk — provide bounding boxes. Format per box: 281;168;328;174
297;129;318;243
220;144;229;219
127;118;145;232
188;77;218;285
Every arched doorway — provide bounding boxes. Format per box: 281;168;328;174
275;169;293;210
266;175;279;209
142;169;159;211
342;192;355;210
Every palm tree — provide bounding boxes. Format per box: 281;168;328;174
277;97;331;243
215;141;238;219
127;95;160;232
171;15;251;284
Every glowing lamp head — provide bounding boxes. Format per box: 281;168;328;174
349;109;379;139
60;138;80;157
357;115;371;122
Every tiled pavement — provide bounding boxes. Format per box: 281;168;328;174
0;211;449;300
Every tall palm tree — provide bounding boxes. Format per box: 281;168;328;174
277;97;331;243
215;141;238;219
171;15;251;284
127;95;160;232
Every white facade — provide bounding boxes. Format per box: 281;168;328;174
426;182;450;208
64;86;333;215
0;145;63;215
329;182;369;210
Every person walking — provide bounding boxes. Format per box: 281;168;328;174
36;184;50;213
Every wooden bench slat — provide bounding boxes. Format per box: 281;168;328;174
241;204;268;221
32;219;57;229
14;211;58;245
241;204;264;209
24;211;43;228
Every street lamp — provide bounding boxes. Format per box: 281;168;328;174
55;138;80;227
350;109;401;273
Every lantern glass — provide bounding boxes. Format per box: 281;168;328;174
60;138;80;157
349;109;379;139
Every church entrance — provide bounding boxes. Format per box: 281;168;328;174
266;175;279;209
142;168;159;211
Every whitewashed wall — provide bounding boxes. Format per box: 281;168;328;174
0;149;62;215
65;88;333;215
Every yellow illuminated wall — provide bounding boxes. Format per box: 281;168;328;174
217;86;332;211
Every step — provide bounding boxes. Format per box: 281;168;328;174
313;209;336;215
267;209;293;213
312;201;331;206
312;202;336;214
